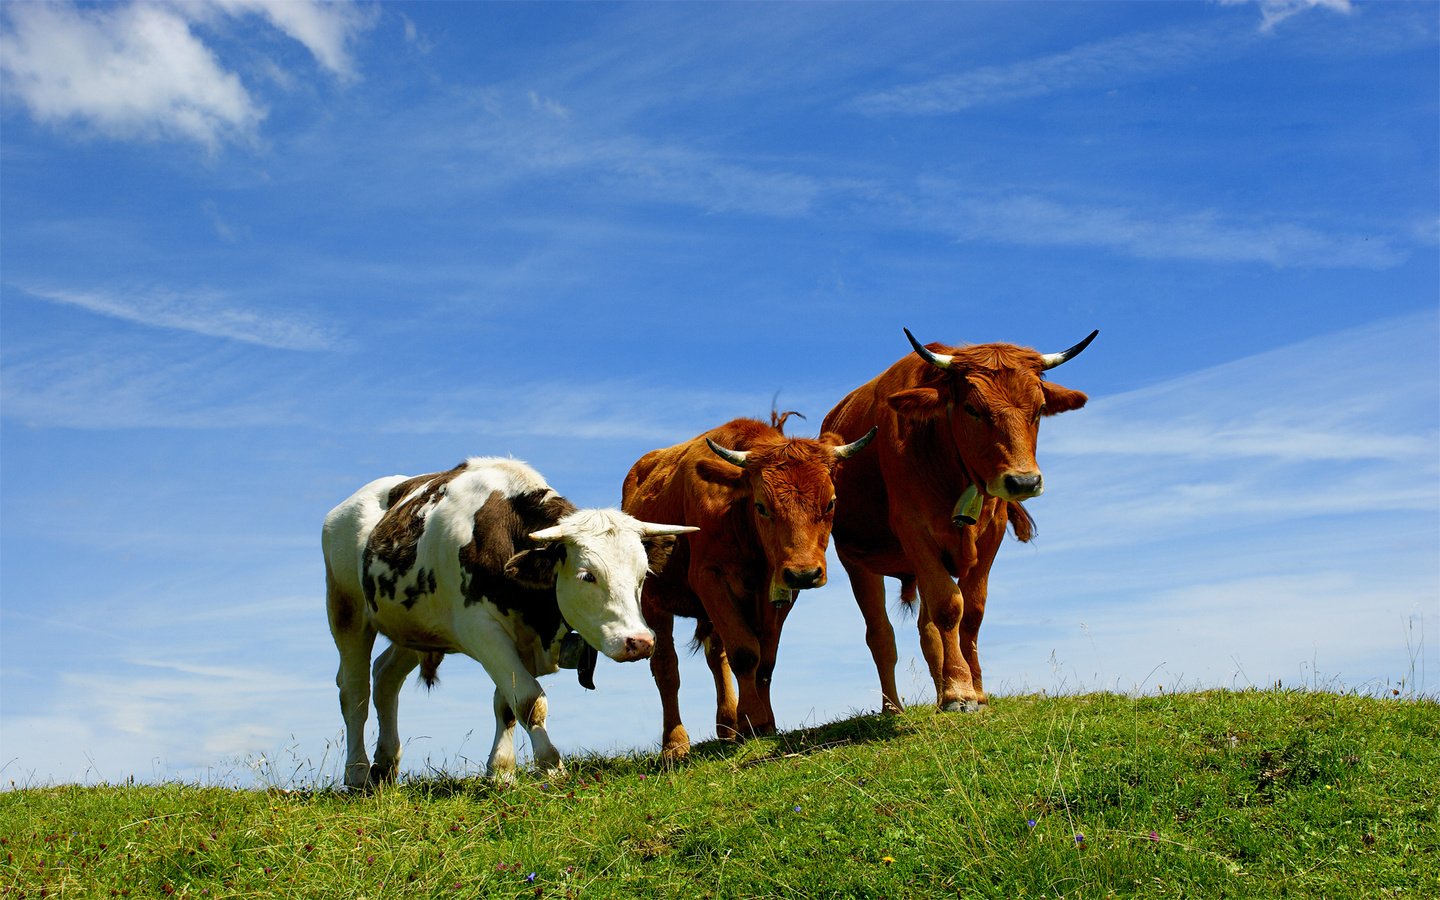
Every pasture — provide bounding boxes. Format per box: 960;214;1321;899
4;688;1436;898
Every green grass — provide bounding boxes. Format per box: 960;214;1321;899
4;689;1437;898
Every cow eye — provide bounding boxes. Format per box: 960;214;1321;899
755;501;771;519
963;403;983;420
825;497;836;514
578;570;597;584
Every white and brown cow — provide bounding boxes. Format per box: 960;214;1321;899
322;456;696;788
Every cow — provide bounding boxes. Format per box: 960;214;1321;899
322;456;697;788
622;414;876;760
822;329;1096;714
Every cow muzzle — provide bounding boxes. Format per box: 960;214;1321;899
615;633;655;662
992;472;1043;501
781;566;826;590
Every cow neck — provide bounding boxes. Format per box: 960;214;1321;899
938;400;982;499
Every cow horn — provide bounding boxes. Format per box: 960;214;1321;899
832;426;878;460
1040;329;1099;370
705;438;749;468
528;525;568;543
904;328;954;370
637;522;700;537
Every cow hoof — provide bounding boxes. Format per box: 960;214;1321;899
660;744;690;765
368;763;398;786
940;699;982;713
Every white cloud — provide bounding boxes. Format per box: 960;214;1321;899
0;2;262;149
0;0;373;149
206;0;373;79
1219;0;1353;32
17;284;338;350
918;188;1407;269
855;21;1241;116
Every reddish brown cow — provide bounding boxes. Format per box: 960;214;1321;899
822;329;1096;713
622;413;875;759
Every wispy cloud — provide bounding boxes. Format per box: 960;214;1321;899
913;188;1407;269
0;0;373;149
16;284;339;350
0;344;308;430
854;21;1240;116
1035;311;1440;550
1220;0;1353;33
853;0;1365;117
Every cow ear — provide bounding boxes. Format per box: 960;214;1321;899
641;534;678;574
694;458;746;489
504;545;566;588
1041;381;1088;415
886;387;946;420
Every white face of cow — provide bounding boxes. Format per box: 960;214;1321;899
530;511;696;663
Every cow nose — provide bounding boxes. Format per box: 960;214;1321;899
782;566;825;589
1003;473;1043;498
623;634;654;660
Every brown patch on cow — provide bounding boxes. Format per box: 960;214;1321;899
457;488;578;649
401;567;438;609
516;694;548;729
326;564;357;632
364;463;470;601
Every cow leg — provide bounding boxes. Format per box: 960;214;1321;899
648;609;690;761
913;563;979;712
452;616;563;776
693;573;766;739
488;689;520;783
956;518;1006;707
750;600;793;737
708;617;765;738
839;552;902;713
369;643;421;785
328;575;378;790
701;630;738;741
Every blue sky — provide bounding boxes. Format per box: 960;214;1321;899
1;0;1435;787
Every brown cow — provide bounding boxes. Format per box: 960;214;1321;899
822;329;1096;713
622;413;875;759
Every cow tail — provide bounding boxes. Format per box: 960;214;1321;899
419;652;444;690
689;620;713;656
899;576;918;608
1007;500;1036;543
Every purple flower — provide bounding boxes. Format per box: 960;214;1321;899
1074;833;1085;844
1149;830;1160;842
526;872;537;883
1026;819;1037;828
793;806;802;812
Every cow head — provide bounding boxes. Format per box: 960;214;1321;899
505;511;697;662
888;328;1096;502
700;424;876;604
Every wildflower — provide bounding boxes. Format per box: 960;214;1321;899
1074;833;1085;845
1026;819;1037;828
527;872;537;883
1149;831;1160;843
367;855;375;864
452;883;462;890
880;855;895;865
793;806;802;812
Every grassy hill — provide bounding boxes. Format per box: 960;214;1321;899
3;689;1437;898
